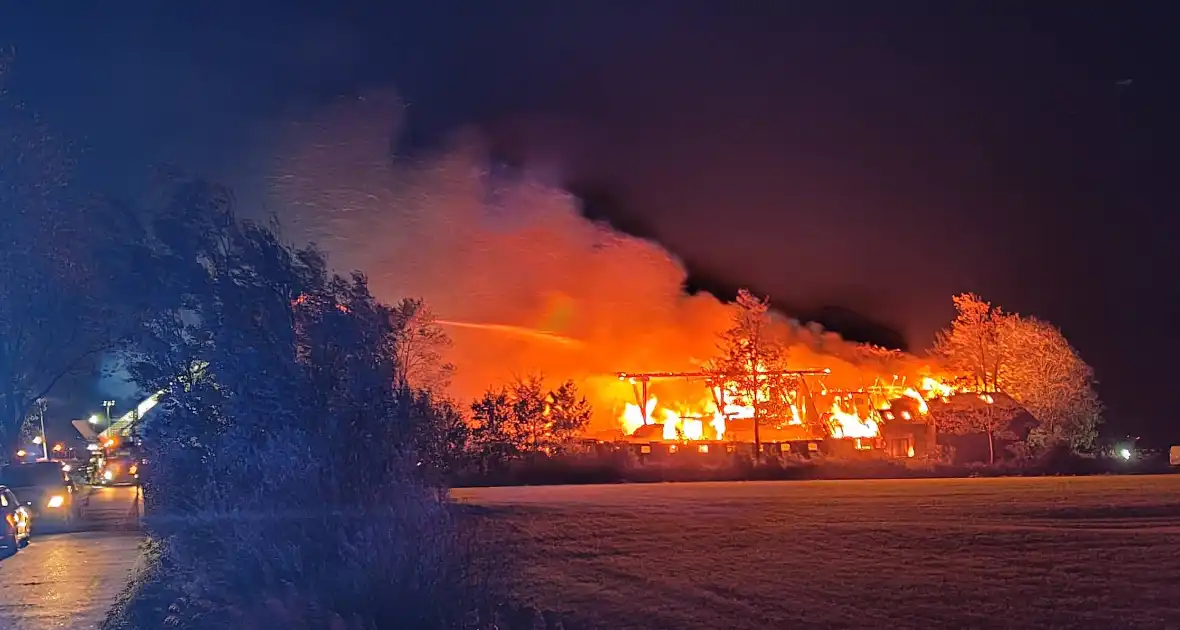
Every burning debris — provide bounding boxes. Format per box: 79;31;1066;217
605;291;967;454
615;367;962;454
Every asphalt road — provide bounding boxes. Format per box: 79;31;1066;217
0;486;145;630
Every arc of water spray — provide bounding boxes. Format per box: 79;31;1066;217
436;320;585;348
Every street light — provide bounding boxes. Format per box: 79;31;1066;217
36;398;48;460
102;400;116;432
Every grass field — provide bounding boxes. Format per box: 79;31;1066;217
455;475;1180;629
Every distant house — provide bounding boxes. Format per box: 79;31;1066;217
930;392;1037;464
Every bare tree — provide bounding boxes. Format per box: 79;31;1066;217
390;298;454;393
710;290;789;458
934;293;1010;395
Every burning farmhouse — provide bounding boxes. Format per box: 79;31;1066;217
611;367;955;460
429;286;974;462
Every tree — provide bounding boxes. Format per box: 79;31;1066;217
390;297;454;393
406;391;470;482
469;377;592;467
710;290;789;457
510;375;549;454
931;393;1022;464
933;293;1009;394
117;174;473;627
934;293;1102;452
546;380;593;449
0;61;160;457
1002;317;1102;451
470;386;518;470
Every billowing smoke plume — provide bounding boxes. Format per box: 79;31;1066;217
263;94;939;434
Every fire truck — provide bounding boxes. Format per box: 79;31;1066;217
83;391;159;485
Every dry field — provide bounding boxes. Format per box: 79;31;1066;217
455;475;1180;629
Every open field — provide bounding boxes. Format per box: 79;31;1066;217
455;475;1180;629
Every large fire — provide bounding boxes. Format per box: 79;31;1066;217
616;370;959;443
269;97;978;449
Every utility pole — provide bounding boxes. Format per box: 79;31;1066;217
36;398;48;460
103;400;115;433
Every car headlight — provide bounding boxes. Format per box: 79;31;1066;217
103;470;113;480
47;495;65;508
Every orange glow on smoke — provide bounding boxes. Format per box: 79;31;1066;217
269;111;976;446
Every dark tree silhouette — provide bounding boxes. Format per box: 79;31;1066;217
469;376;592;467
108;173;479;629
390;297;454;393
0;63;159;456
470;386;518;470
546;380;593;450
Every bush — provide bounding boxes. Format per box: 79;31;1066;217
105;505;479;629
104;425;493;629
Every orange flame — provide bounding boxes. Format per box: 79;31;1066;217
827;400;880;439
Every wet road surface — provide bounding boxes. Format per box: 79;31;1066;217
0;486;145;630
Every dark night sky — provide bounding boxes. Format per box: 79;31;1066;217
2;1;1177;442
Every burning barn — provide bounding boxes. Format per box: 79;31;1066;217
612;368;947;458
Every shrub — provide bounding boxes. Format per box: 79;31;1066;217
105;415;493;629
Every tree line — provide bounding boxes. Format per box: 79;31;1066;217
412;289;1104;471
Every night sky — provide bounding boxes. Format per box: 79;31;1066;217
3;2;1176;442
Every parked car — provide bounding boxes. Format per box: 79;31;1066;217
0;485;32;556
0;461;85;530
